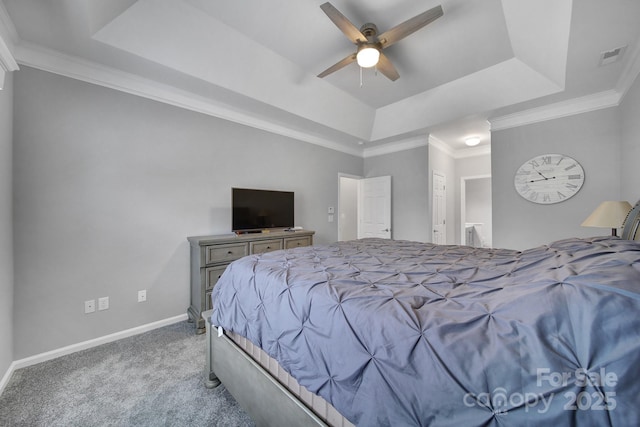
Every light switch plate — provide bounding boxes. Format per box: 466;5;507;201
328;207;335;214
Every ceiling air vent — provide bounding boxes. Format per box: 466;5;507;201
599;46;627;66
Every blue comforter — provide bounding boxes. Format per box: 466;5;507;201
211;237;640;426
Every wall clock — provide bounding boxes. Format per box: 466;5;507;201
514;154;585;204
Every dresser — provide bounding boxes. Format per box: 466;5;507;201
187;230;315;333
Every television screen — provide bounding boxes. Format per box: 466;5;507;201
232;188;294;232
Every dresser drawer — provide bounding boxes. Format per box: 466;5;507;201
205;265;228;291
205;243;248;264
250;239;283;254
284;236;312;249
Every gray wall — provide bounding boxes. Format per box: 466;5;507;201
492;107;622;250
621;73;640;203
0;72;14;379
12;67;362;358
364;145;430;242
6;65;639;361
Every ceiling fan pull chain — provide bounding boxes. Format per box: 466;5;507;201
360;66;363;88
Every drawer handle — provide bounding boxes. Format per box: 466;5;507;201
266;246;271;249
227;250;233;254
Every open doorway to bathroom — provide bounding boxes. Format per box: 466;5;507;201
460;175;492;247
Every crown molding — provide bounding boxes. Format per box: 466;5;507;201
0;34;18;72
489;90;621;131
616;35;640;100
428;135;454;156
14;34;637;158
490;33;640;132
9;41;474;160
454;144;491;159
362;135;428;158
14;42;366;157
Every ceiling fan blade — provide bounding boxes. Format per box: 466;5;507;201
376;52;400;81
320;2;368;44
378;5;443;48
317;53;357;78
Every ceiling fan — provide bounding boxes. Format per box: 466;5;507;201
317;2;444;81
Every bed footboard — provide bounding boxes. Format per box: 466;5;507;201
203;310;331;427
203;311;221;389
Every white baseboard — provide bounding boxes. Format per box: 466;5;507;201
0;313;188;396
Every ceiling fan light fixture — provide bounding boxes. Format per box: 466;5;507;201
356;45;380;68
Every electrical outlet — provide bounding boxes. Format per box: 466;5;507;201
98;296;109;311
138;290;147;303
84;299;96;314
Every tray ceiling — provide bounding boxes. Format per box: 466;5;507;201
2;0;639;156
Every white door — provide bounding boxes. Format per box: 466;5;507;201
432;171;446;244
358;176;391;239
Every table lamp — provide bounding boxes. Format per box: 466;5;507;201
581;201;632;236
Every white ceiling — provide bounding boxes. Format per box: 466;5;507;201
1;0;639;157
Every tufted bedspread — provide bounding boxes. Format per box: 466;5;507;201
211;237;640;426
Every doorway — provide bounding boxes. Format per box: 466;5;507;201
460;175;492;247
338;174;392;241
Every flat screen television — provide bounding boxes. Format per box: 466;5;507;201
232;188;294;232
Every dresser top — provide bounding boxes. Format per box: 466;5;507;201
187;229;315;246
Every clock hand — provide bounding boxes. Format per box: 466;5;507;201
528;176;557;183
536;170;549;179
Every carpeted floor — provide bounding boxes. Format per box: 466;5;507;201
0;321;255;427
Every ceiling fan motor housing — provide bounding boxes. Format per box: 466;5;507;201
357;23;382;64
359;23;378;39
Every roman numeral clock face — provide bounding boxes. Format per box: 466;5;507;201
514;154;585;204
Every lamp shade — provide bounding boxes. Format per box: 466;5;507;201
581;201;632;235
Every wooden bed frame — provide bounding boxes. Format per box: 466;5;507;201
203;201;640;426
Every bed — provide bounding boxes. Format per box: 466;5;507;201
204;201;640;426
